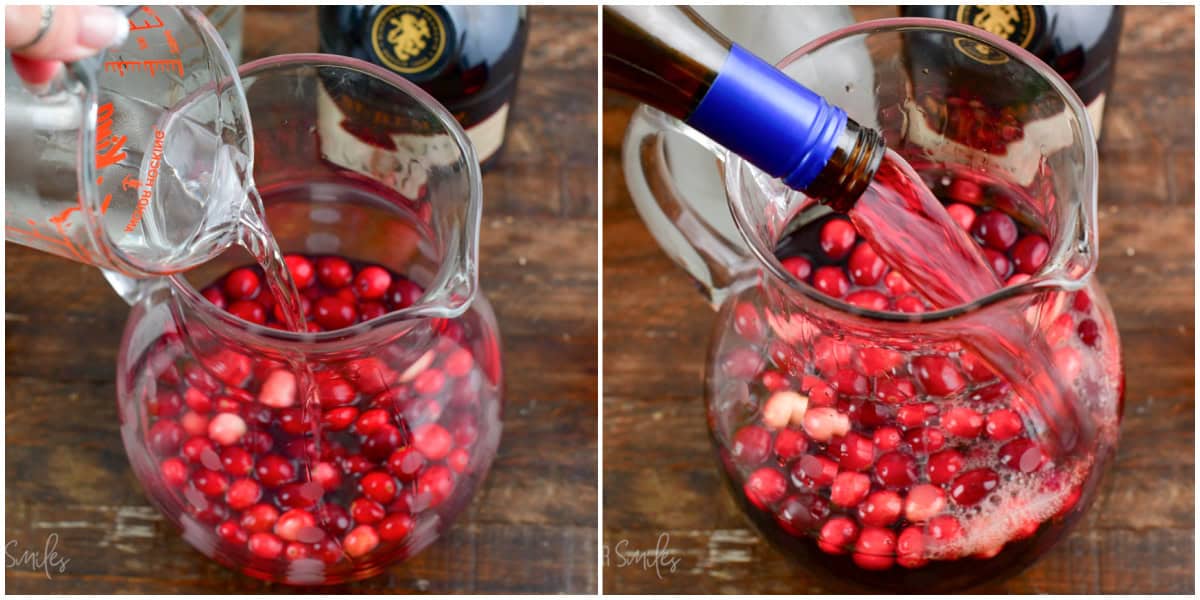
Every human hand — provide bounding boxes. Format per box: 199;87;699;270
6;5;129;84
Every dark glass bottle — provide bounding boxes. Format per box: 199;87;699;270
318;5;529;168
603;6;885;211
901;5;1123;138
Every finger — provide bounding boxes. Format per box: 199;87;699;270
6;5;129;60
10;52;62;86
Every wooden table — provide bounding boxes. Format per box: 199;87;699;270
603;6;1194;594
5;6;597;594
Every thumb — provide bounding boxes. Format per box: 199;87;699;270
6;5;129;62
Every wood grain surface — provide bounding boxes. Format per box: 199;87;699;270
602;5;1195;594
5;6;597;594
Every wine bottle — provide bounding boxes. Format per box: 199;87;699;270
603;6;885;211
318;5;529;168
901;5;1123;138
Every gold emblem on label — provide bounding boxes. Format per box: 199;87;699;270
952;5;1038;65
370;6;446;74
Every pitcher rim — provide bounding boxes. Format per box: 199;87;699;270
167;53;483;346
728;17;1099;324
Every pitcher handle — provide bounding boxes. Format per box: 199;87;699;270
621;105;756;308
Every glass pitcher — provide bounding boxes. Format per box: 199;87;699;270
622;19;1121;591
5;5;252;277
115;54;501;584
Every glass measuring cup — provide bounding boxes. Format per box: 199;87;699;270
622;19;1121;591
5;5;251;277
115;54;500;584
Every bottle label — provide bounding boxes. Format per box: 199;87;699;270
951;5;1041;65
369;5;454;79
464;103;510;164
1086;93;1106;139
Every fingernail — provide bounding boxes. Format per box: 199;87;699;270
77;6;130;49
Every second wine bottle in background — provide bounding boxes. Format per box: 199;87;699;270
319;5;529;168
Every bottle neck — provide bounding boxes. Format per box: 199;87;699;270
603;6;885;210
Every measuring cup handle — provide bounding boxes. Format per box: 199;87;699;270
621;105;756;308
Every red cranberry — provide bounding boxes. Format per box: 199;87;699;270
350;497;386;524
217;520;249;546
355;408;392;435
856;347;905;377
895;295;926;313
385;278;424;309
872;427;902;451
830;471;871;508
448;448;470;473
998;438;1047;473
774;492;830;536
731;426;771;465
912;356;966;396
941;407;983;438
239;503;279;534
945;202;977;230
282;255;315;289
444;349;475;379
853;526;896;571
896;525;927;568
223;267;260;300
255;455;296;487
851;401;890;428
905;427;946;452
1073;291;1092;312
874;379;915;404
895;403;936;428
983;248;1012;279
148;420;186;455
354;266;393;300
985;409;1023;440
321;406;359;431
772;428;807;463
387;447;426;482
926;449;965;485
362;425;405;462
818;516;859;555
342;525;380;558
847;243;887;286
874;451;916;489
1010;234;1050;274
228;300;267;325
316;372;357;408
314;296;358;330
161;457;188;487
272;508;319;542
812;266;849;298
248;532;284;559
744;467;787;509
361;471;398;504
344;454;377;475
316;503;352;536
928;514;963;544
973;210;1018;250
845;289;889;311
316;257;353;288
416;465;454;507
379;513;415;542
833;432;875;471
820;218;857;260
150;390;183;419
791;455;838;488
781;256;813;282
949;468;1000;506
202;287;227;309
181;436;218;466
732;302;765;342
191;468;228;497
972;381;1011;403
947;178;981;204
1077;318;1100;347
219;446;254;477
858;490;902;527
225;478;261;510
884;271;914;295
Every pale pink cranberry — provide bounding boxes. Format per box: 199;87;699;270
874;451;916;489
998;438;1046;473
853;526;896;570
973;209;1018;250
207;412;246;446
414;423;452;461
781;256;813;282
983;248;1012;279
732;302;765;341
774;493;830;536
833;432;875;471
378;513;415;542
161;457;188;487
180;411;210;438
223;267;260;300
271;508;318;543
812;266;849;298
830;471;871;507
949;468;1000;506
896;526;927;568
354;266;393;300
773;429;807;463
847;242;887;286
361;471;398;504
985;409;1023;440
721;347;764;379
791;454;838;488
858;490;902;527
884;271;914;295
846;289;889;311
731;426;771;465
316;257;353;288
926;449;965;486
351;497;386;524
762;390;807;429
945;202;977;230
444;349;475;378
904;484;947;522
895;295;926;313
874;379;915;404
872;427;902;451
1010;234;1050;274
947;178;981;204
819;217;857;260
912;356;966;396
802;407;850;442
941;407;983;438
258;369;297;408
248;532;284;559
414;368;446;396
818;517;859;555
342;525;380;558
744;467;787;509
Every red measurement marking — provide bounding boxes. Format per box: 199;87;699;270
129;6;164;31
164;30;180;55
122;175;141;191
48;206;86;262
95;102;127;170
4;225;71;248
137;36;148;50
103;59;184;78
100;194;113;214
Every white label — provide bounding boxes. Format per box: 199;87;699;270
1085;93;1106;139
465;103;509;164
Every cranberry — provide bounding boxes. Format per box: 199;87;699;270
818;517;859;555
223;267;260;300
895;295;926;313
744;467;787;509
851;401;891;428
947;178;981;204
731;426;771;465
148;420;186;455
417;465;454;507
362;425;405;462
444;349;475;378
342;525;380;558
314;296;358;330
317;503;352;536
344;454;377;475
791;455;838;488
912;356;966;396
945;202;977;229
941;407;983;438
872;427;902;451
874;451;916;489
220;446;254;477
1010;234;1050;274
802;407;850;442
351;497;386;524
355;408;393;435
161;457;188;487
191;468;228;497
354;266;393;300
361;471;398;504
874;379;915;404
311;461;343;491
985;409;1023;440
858;490;902;527
774;493;830;536
315;256;353;288
448;448;470;473
928;514;963;544
926;450;965;485
208;412;247;446
896;526;927;568
379;513;415;542
387;447;426;482
321;406;359;431
228;300;267;325
781;256;813;282
972;210;1018;250
846;289;889;311
833;432;875;471
255;455;296;487
959;352;996;382
830;471;871;507
385;278;424;309
316;373;357;408
248;532;284;559
217;520;249;546
225;478;261;510
949;468;1000;506
773;429;807;463
277;482;322;510
983;248;1012;279
202;287;227;309
180;411;210;438
895;403;937;428
884;271;914;295
280;255;314;289
181;436;218;466
904;484;947;522
819;218;857;260
812;266;849;298
998;438;1046;473
240;503;280;534
1077;318;1100;347
1073;291;1092;312
847;243;887;286
732;302;765;342
853;526;896;571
